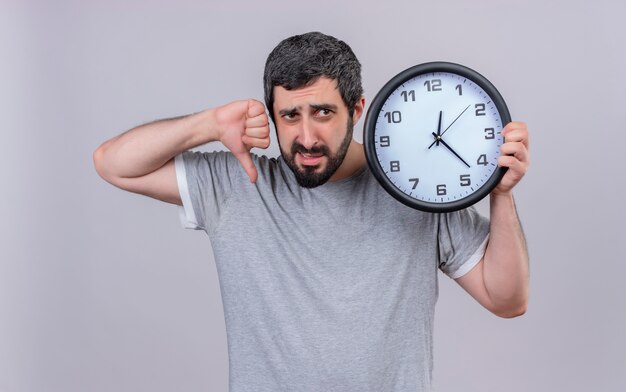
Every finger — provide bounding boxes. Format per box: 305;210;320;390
503;130;529;147
498;155;529;187
242;133;271;150
245;123;270;139
500;141;530;164
497;156;527;191
498;153;528;169
246;113;269;129
247;99;267;118
502;122;529;148
502;121;527;134
234;151;258;183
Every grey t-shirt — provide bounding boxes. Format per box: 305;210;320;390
175;150;489;392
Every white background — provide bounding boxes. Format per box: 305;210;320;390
2;0;625;391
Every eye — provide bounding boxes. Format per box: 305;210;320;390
316;108;333;118
282;111;299;121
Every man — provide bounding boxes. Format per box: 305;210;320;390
94;32;529;391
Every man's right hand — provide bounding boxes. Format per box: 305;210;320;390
213;99;271;183
93;99;271;205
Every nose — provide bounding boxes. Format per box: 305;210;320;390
298;118;318;149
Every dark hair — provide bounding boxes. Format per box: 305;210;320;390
263;32;363;122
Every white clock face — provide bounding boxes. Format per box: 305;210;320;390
372;70;505;207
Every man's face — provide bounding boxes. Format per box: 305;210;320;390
273;77;356;188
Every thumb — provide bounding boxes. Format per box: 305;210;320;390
234;150;258;183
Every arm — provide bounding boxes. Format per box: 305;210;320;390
93;100;270;204
455;121;530;318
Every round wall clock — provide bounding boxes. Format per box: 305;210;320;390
364;62;511;213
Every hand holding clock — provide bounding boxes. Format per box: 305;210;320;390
492;121;530;196
364;62;529;318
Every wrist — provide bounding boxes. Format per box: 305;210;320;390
489;191;518;221
193;108;220;144
490;190;514;205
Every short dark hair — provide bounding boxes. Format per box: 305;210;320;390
263;32;363;122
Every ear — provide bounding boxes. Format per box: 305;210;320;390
352;96;366;124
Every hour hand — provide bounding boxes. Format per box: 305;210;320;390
431;132;471;168
428;110;443;149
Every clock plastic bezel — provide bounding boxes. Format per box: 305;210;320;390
363;61;511;213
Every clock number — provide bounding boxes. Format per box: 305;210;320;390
390;161;401;172
409;178;420;189
379;135;390;147
475;103;486;116
460;174;471;187
477;154;488;166
424;79;442;92
455;84;463;95
384;111;402;123
437;184;447;196
401;90;415;102
484;127;495;139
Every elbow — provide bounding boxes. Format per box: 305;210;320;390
93;144;108;180
93;142;118;184
492;300;528;319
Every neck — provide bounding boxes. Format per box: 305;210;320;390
329;139;366;182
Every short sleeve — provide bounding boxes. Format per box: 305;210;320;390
175;150;244;233
437;206;490;279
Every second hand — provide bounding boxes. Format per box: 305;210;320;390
428;104;471;150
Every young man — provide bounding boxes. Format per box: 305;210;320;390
94;32;529;391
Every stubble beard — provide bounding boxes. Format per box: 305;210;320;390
280;117;354;188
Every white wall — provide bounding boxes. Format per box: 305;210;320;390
1;0;624;391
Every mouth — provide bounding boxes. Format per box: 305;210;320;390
297;151;325;167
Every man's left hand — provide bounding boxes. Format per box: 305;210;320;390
493;121;530;196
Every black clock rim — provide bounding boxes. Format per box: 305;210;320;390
363;61;511;213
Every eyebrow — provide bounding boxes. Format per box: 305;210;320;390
310;103;338;112
278;103;339;117
278;107;299;117
310;103;337;112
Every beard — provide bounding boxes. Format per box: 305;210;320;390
280;117;354;188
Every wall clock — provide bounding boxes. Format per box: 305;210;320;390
364;62;511;212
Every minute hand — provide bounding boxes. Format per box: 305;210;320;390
432;132;471;168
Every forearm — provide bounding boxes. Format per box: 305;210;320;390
94;109;218;179
483;192;529;316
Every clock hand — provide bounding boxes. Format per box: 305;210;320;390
436;110;442;145
440;104;470;137
431;132;471;168
428;110;444;149
428;104;470;149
